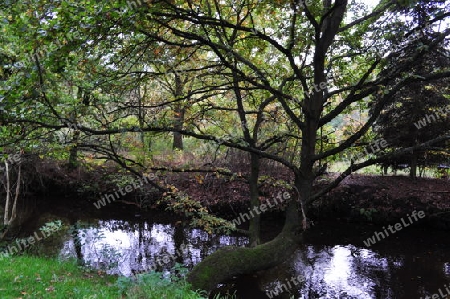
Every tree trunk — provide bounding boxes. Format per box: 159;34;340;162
187;169;303;291
10;164;21;225
187;0;347;292
2;162;21;227
138;85;148;153
186;226;301;291
410;150;418;178
294;174;313;230
68;130;80;169
173;73;185;150
3;161;10;225
173;104;185;150
248;153;261;246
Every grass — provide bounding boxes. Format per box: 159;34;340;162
0;255;120;299
0;255;219;299
328;161;441;178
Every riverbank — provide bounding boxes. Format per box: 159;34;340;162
1;157;449;231
0;255;210;299
170;170;450;230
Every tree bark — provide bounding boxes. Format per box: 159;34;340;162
187;226;302;291
68;130;80;169
248;153;261;246
187;164;303;291
410;150;418;178
173;104;185;150
3;161;10;225
10;163;21;225
2;161;21;227
173;73;185;150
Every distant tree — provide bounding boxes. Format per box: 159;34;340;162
372;0;450;177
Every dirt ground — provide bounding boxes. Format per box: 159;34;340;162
9;157;450;229
170;170;450;229
315;174;450;224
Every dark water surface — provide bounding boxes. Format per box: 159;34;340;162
24;207;450;299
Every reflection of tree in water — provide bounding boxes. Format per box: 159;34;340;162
173;224;185;265
62;219;450;295
69;220;84;265
65;219;248;276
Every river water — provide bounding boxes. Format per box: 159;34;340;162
40;213;450;299
11;196;450;299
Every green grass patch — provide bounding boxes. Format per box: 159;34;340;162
0;255;120;299
0;256;231;299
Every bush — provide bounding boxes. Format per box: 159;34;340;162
117;264;207;299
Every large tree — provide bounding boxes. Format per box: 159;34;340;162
130;0;450;291
2;0;450;293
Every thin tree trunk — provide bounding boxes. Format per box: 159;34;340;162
410;150;418;178
173;74;185;150
3;162;22;226
248;153;261;246
67;87;84;169
68;130;80;169
138;86;147;152
3;161;10;225
10;164;21;224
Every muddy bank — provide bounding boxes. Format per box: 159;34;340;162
175;172;450;230
308;174;450;229
4;158;450;231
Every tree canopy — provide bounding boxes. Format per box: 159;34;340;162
1;0;450;292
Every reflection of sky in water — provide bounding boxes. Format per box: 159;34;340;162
60;220;248;276
289;245;403;299
444;262;450;276
321;246;374;298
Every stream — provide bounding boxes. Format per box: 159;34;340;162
17;205;450;299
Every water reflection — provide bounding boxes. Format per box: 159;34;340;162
60;220;248;276
289;246;387;298
59;219;450;298
264;243;450;298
